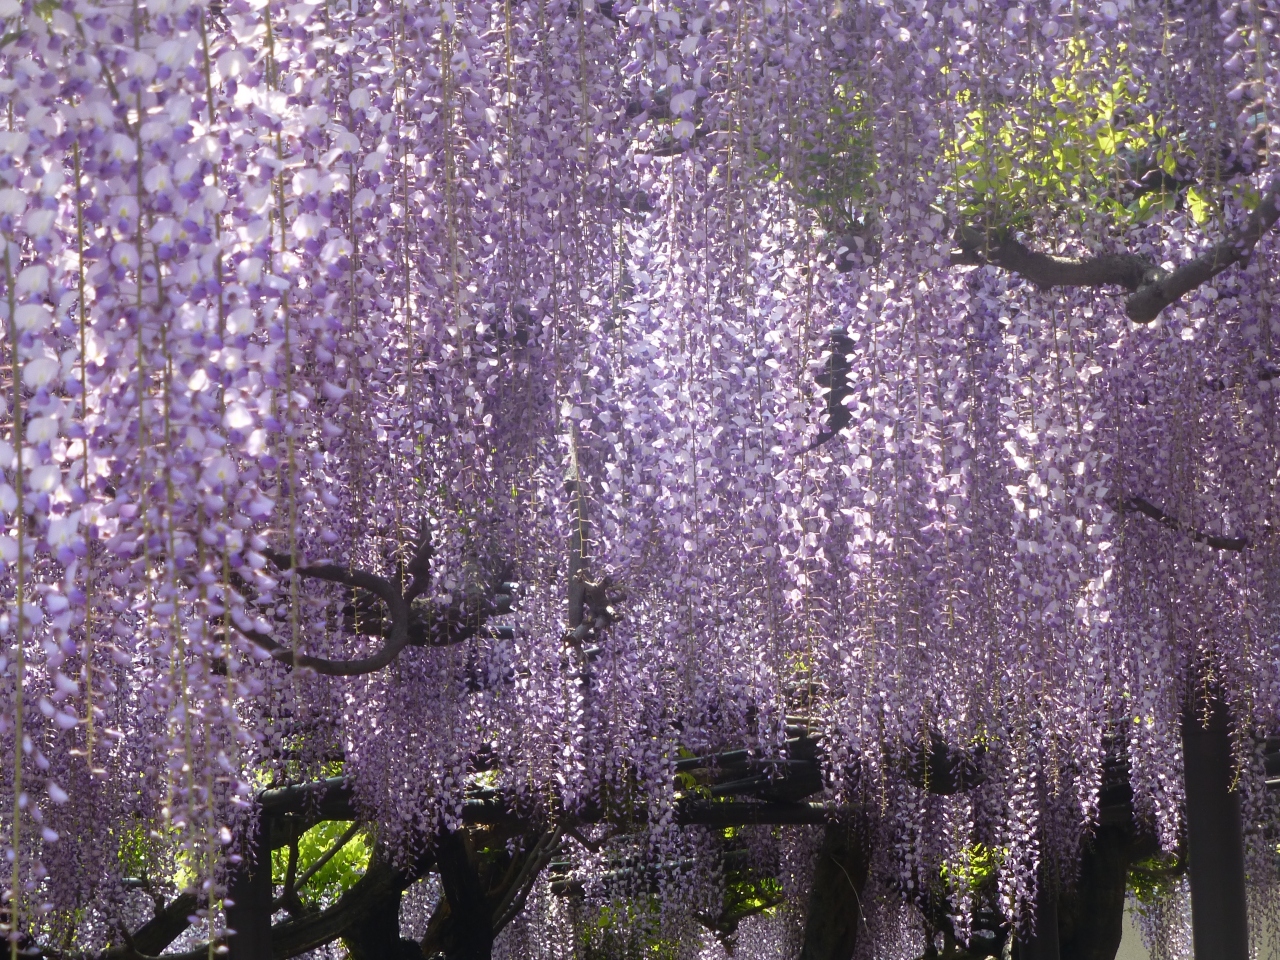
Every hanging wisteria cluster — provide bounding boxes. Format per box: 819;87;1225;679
3;0;1280;953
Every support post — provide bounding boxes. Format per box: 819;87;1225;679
1182;696;1248;960
226;817;273;960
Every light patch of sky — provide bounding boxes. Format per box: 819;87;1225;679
1118;908;1151;960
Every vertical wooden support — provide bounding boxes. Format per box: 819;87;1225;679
226;817;273;960
1182;697;1248;960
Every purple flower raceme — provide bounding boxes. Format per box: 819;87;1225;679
0;0;1277;955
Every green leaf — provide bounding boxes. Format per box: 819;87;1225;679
272;820;371;904
1186;187;1212;225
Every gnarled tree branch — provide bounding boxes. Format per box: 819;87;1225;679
228;552;412;676
234;549;501;677
491;826;563;933
1121;496;1249;551
953;224;1157;292
129;892;199;956
1128;180;1280;322
235;617;412;677
952;178;1280;323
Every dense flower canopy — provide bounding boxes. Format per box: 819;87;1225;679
2;0;1280;954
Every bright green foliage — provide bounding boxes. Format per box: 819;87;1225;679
1126;854;1184;906
115;824;158;880
114;821;199;892
719;827;784;921
272;821;371;906
578;900;685;960
720;871;785;923
949;41;1211;229
939;844;1004;901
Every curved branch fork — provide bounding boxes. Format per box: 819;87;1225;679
952;180;1280;324
231;551;413;676
235;546;495;677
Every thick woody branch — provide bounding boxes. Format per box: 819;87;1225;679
952;179;1280;323
1121;496;1248;551
233;552;410;676
236;619;412;677
263;550;406;615
79;853;431;960
953;224;1156;292
491;826;563;932
1128;180;1280;323
129;893;199;956
270;853;428;960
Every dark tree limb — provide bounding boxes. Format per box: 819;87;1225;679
1050;823;1132;960
1121;496;1249;551
129;893;199;956
78;847;431;960
952;179;1280;324
491;827;563;933
236;618;413;677
263;551;404;612
403;522;435;603
237;550;501;676
434;831;495;960
1018;873;1059;960
807;331;855;452
1129;180;1280;323
340;885;422;960
953;224;1157;293
420;826;563;958
696;889;786;941
230;552;411;676
903;734;987;795
271;846;430;959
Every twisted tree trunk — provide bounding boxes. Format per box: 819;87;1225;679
1019;871;1060;960
798;821;870;960
435;831;495;960
341;886;422;960
1055;823;1132;960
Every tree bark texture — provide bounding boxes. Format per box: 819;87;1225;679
341;886;421;960
798;821;870;960
1019;872;1060;960
952;182;1280;324
1182;697;1248;960
435;830;495;960
1055;823;1131;960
